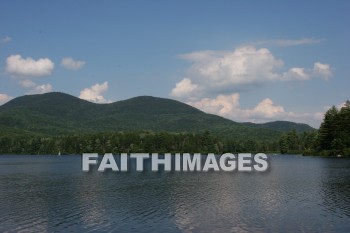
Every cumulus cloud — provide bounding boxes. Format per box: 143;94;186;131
79;81;110;103
170;45;332;127
1;36;11;43
170;78;202;99
179;46;283;93
188;94;285;121
188;93;240;117
251;98;285;118
282;67;310;81
313;62;332;80
188;93;321;127
27;84;53;94
173;46;332;98
256;38;325;46
0;93;13;105
17;79;53;94
6;55;54;77
61;57;86;70
169;45;332;127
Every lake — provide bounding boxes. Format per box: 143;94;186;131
0;154;350;232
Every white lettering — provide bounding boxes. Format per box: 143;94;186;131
130;153;149;172
98;153;119;172
238;153;252;171
202;154;220;171
82;153;98;172
219;153;236;171
152;153;171;171
183;153;201;171
254;153;268;171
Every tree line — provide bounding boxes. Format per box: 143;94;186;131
0;100;348;156
0;131;279;155
279;100;350;156
317;100;350;156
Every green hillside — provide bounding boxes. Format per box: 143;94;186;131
242;121;315;133
0;92;313;140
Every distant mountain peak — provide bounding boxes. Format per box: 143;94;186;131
0;92;314;139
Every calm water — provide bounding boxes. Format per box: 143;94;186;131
0;155;350;232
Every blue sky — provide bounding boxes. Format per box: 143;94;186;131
0;0;349;128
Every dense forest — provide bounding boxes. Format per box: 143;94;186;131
0;92;313;140
316;101;350;156
279;100;350;156
0;131;280;155
0;92;348;156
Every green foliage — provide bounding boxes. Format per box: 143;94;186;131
279;130;317;154
317;101;350;156
0;92;319;154
243;121;315;133
0;131;279;155
280;100;350;156
0;92;305;140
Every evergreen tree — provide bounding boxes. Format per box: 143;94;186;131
318;106;338;150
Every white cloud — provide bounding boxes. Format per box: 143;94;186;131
0;93;13;105
170;78;202;98
251;98;285;118
1;36;11;43
282;67;310;81
179;46;283;93
256;38;325;46
313;62;332;80
173;46;332;98
188;94;240;117
61;57;85;70
27;84;53;94
18;79;53;94
79;81;110;103
6;55;54;77
19;79;36;88
187;93;321;128
188;94;285;121
170;45;332;127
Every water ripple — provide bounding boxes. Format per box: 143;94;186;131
1;155;350;232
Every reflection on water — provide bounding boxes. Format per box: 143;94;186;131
320;159;350;220
0;155;350;232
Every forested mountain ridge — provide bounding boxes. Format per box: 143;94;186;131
0;92;314;140
243;121;314;133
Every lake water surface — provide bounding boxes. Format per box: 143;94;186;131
1;155;350;232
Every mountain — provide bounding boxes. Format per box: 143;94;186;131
242;121;315;133
0;92;314;140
